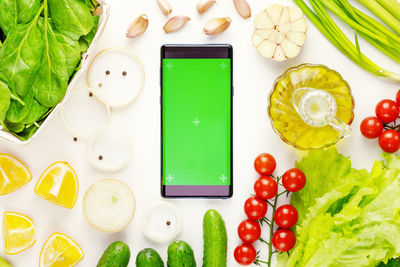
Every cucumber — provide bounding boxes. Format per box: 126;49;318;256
136;248;164;267
97;241;131;267
167;240;196;267
202;209;227;267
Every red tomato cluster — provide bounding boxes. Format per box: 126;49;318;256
234;154;306;266
360;91;400;153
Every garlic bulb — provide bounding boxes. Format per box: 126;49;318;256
252;4;307;61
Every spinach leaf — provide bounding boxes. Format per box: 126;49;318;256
48;0;94;40
0;6;43;97
82;15;99;45
0;0;41;35
19;98;48;124
33;19;68;107
15;123;38;140
3;120;24;133
55;31;81;77
0;80;11;123
6;90;33;123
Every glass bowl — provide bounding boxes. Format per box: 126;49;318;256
268;64;354;150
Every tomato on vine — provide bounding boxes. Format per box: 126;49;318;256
274;204;298;229
234;244;257;265
282;168;306;192
244;196;268;221
254;176;277;200
379;130;400;153
375;99;399;123
238;219;261;244
272;229;296;252
360;116;383;139
254;153;276;175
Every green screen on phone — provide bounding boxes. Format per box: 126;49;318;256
162;58;231;186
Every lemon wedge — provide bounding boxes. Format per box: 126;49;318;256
34;162;78;209
40;233;83;267
0;154;32;195
3;212;36;255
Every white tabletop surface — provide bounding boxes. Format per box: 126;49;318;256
1;0;400;266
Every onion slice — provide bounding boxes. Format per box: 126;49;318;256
87;126;133;172
59;87;111;139
141;201;183;243
83;179;135;233
86;47;145;109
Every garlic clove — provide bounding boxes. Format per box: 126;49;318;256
126;14;149;38
157;0;172;16
291;18;307;32
233;0;251;19
257;40;276;58
197;0;216;14
254;11;274;29
163;16;191;33
266;4;283;24
256;29;274;39
203;17;232;35
287;31;306;46
279;7;290;24
281;39;301;58
289;6;304;22
273;45;286;62
269;31;284;44
252;32;264;47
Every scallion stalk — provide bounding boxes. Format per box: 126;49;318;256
376;0;400;19
294;0;400;82
356;0;400;36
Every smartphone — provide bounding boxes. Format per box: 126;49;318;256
161;44;233;198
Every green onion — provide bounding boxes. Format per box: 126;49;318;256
294;0;400;82
357;0;400;36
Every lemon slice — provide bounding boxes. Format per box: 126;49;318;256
40;233;83;267
0;154;32;195
3;212;36;255
34;162;78;209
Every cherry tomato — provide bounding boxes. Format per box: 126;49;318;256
379;130;400;153
396;90;400;105
282;168;306;192
360;116;384;139
274;204;298;229
272;229;296;252
238;219;261;244
244;196;267;221
254;153;276;176
375;99;399;123
254;176;278;200
234;244;257;265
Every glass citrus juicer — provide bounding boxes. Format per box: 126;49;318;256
268;64;354;150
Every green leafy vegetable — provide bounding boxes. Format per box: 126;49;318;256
0;0;100;139
279;149;400;267
48;0;94;40
0;0;40;35
0;80;11;123
33;11;69;107
0;6;43;97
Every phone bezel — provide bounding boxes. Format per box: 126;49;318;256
160;44;233;198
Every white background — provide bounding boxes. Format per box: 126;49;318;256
1;0;400;266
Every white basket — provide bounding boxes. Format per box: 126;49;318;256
0;1;111;145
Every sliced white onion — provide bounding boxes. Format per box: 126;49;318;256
87;126;133;172
59;86;111;139
86;47;145;109
83;179;136;233
141;201;183;243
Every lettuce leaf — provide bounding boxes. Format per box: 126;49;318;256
281;149;400;267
